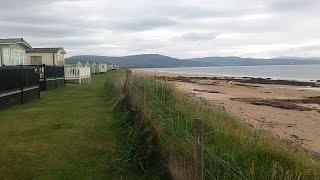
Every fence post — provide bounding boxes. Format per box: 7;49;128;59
195;118;204;180
54;65;58;88
43;64;47;90
63;65;66;87
36;65;40;98
20;65;24;104
123;70;131;95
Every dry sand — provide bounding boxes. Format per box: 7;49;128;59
133;69;320;154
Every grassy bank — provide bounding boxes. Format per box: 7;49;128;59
0;74;124;179
105;70;171;179
106;70;320;179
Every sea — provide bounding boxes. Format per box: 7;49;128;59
143;64;320;82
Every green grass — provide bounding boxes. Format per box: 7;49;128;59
103;70;171;179
0;74;120;179
105;70;320;179
3;71;319;179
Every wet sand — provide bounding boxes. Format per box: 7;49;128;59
133;69;320;155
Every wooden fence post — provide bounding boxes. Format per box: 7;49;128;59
195;118;204;180
123;70;129;95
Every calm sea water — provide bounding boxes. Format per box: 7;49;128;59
143;64;320;81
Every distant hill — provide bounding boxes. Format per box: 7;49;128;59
65;54;320;68
65;54;209;68
272;56;320;60
184;56;320;66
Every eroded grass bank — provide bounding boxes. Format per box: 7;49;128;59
106;70;320;179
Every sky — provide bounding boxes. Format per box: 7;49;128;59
1;0;320;58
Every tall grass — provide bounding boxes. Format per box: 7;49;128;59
106;70;320;179
105;70;171;179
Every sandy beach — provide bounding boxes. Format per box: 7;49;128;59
133;69;320;155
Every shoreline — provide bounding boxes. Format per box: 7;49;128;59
133;69;320;88
132;69;320;154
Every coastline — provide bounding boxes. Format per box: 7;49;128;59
134;65;320;83
133;68;320;88
132;69;320;154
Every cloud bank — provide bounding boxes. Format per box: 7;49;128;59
1;0;320;58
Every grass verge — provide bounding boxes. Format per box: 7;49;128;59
105;70;172;179
106;70;320;179
0;73;135;179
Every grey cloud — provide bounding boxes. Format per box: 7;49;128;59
148;2;266;20
1;0;79;8
268;0;320;13
1;0;320;58
110;17;178;31
298;44;320;51
181;32;218;42
0;21;92;38
161;5;226;19
32;38;106;47
1;15;71;26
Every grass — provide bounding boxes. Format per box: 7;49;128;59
0;73;123;179
104;70;172;179
106;70;320;179
2;71;319;179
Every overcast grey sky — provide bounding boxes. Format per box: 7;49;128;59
1;0;320;58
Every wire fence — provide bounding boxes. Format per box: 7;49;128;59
125;73;248;180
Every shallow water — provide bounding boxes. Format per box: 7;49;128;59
144;64;320;81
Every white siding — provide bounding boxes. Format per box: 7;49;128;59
0;44;26;66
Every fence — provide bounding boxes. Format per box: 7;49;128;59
0;65;40;109
35;65;65;91
125;72;248;180
64;66;91;84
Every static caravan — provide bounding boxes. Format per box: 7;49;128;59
77;61;82;67
64;61;91;84
109;63;118;70
90;62;100;74
99;62;108;73
85;62;90;68
86;61;99;74
90;62;96;74
26;47;66;66
0;38;32;67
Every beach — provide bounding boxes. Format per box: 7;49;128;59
133;69;320;155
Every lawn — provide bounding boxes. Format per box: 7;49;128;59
0;74;118;179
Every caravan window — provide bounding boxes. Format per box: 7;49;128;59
13;50;25;65
31;56;42;65
19;51;24;65
57;54;64;66
14;51;19;65
2;48;10;65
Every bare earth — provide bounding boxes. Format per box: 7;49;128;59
133;69;320;154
